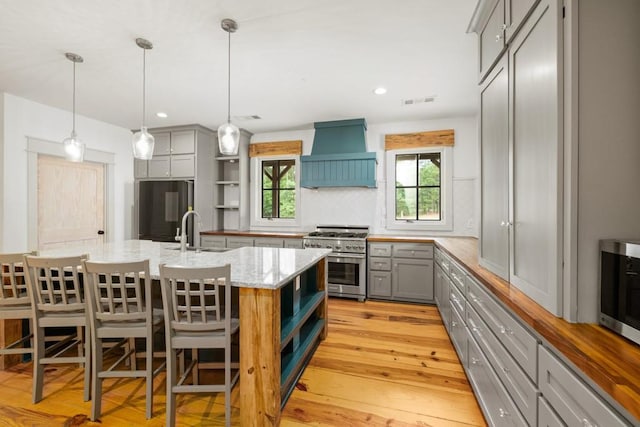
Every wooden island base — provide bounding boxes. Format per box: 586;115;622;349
239;258;327;426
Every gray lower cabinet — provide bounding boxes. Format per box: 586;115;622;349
367;242;434;303
284;239;304;249
467;331;528;426
368;270;391;297
435;248;634;427
200;235;226;249
254;237;284;248
538;347;631;427
392;257;434;301
538;396;564;427
226;237;255;249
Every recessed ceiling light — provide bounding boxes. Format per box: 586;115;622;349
156;112;168;118
373;87;387;95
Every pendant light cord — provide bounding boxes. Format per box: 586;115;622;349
72;60;76;134
227;28;231;124
142;47;146;129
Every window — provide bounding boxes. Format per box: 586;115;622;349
395;153;441;221
261;159;296;219
386;147;452;231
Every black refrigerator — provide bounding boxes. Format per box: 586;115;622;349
138;180;194;242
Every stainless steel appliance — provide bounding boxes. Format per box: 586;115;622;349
600;239;640;346
303;225;368;302
138;180;194;242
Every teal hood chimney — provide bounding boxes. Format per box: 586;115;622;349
300;118;377;188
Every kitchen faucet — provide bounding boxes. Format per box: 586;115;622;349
175;208;201;252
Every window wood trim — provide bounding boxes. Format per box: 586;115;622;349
384;129;455;151
249;140;302;157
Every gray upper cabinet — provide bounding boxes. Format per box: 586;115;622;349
145;130;196;179
508;0;562;315
479;0;505;81
148;156;171;178
134;158;148;179
170;130;196;154
479;56;510;281
505;0;539;43
473;0;563;314
133;125;216;236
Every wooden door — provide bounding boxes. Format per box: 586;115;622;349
37;155;105;251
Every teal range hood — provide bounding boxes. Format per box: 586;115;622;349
301;118;377;188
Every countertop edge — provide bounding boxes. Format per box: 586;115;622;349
201;230;306;239
433;237;640;423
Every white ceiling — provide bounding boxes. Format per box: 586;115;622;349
0;0;478;134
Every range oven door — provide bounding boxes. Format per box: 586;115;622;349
327;253;366;298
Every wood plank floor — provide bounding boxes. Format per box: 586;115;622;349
0;299;486;426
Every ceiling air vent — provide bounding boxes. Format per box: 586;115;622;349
401;96;436;106
232;115;262;120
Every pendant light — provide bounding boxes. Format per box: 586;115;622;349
218;18;240;156
132;38;155;160
62;52;85;162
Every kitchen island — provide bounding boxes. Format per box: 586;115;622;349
39;239;331;426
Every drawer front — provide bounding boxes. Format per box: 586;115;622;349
467;335;529;427
284;239;304;249
538;346;631;427
227;237;254;249
450;282;466;319
392;244;433;259
254;238;284;248
434;248;443;266
368;271;391;297
467;277;538;381
369;243;391;258
450;303;467;361
201;236;226;248
449;261;466;293
438;250;451;275
538;396;565;427
467;305;538;426
369;257;392;271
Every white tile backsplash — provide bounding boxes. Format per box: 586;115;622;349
301;187;378;228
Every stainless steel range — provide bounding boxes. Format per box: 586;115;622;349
303;225;368;302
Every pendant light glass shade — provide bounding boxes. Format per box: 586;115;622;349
63;53;85;162
132;38;155;160
218;122;240;155
132;126;155;160
218;19;240;156
63;131;85;162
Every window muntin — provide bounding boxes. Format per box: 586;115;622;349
395;153;441;221
261;159;295;219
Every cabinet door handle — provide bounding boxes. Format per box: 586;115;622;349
495;34;502;42
498;408;509;418
581;419;596;427
470;357;480;365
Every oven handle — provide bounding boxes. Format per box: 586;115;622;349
328;253;366;261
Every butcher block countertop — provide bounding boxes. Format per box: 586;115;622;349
201;230;306;239
433;237;640;422
367;235;435;244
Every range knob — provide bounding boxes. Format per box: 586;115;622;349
335;245;342;251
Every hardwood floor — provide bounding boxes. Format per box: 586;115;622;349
0;299;485;426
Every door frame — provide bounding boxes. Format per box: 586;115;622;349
26;137;115;250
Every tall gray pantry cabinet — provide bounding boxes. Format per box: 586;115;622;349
474;0;563;316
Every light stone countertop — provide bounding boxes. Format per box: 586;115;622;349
38;239;331;290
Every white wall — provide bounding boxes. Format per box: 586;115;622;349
0;93;134;252
251;115;479;236
576;1;640;322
